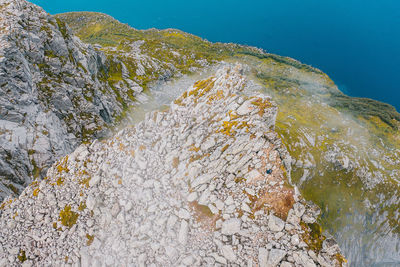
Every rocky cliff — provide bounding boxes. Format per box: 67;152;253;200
0;0;127;199
0;65;347;266
0;0;220;200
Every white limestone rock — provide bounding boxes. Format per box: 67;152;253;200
258;247;269;267
221;218;241;235
201;137;216;151
268;215;285;232
293;251;317;267
267;249;287;267
178;220;189;245
236;100;253;115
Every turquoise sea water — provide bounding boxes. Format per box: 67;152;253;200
31;0;400;111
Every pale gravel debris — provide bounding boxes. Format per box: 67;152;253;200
0;65;347;266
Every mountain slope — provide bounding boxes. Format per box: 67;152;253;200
0;1;399;266
57;11;400;266
238;54;400;265
0;65;347;266
0;1;228;200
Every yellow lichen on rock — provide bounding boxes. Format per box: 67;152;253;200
207;89;224;104
56;156;69;174
251;97;272;116
189;77;215;98
217;121;239;136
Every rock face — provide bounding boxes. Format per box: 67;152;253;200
0;0;142;200
0;66;347;266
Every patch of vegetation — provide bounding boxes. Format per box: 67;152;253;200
44;50;57;58
0;199;13;210
329;92;400;129
78;201;86;211
55;17;68;39
86;233;94;246
78;177;91;188
56;177;64;186
32;188;40;197
238;50;323;75
300;221;326;252
18;250;26;262
59;205;79;228
6;183;18;195
56;156;70;174
31;158;41;179
106;57;123;82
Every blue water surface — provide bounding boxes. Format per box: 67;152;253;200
31;0;400;110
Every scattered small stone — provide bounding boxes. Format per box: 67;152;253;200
268;215;285;232
221;218;241;235
267;249;287;267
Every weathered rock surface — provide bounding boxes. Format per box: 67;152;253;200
0;0;124;199
0;0;206;200
0;65;347;266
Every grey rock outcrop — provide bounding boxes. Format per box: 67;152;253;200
0;0;140;200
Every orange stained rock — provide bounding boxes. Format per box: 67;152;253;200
246;147;295;220
189;201;220;231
